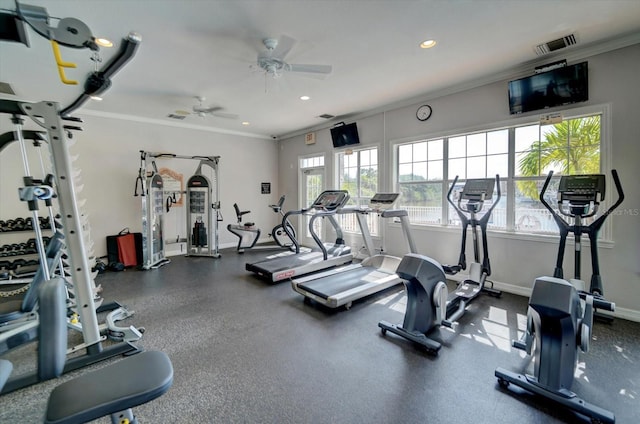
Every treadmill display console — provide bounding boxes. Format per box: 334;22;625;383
311;190;350;211
369;193;400;211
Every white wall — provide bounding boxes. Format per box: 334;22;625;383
278;43;640;320
0;114;280;257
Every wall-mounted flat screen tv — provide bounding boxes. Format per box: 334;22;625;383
331;122;360;148
508;61;588;114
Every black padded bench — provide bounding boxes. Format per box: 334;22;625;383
1;277;173;423
44;350;173;424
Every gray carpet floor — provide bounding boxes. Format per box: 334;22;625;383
1;249;639;423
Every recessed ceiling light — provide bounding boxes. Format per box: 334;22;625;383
300;95;310;101
241;121;250;126
95;38;113;48
420;39;437;49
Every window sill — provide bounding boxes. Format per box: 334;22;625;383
389;222;615;248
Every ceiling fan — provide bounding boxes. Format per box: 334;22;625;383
171;96;238;120
255;35;332;78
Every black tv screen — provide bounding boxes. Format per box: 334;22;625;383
331;122;360;148
508;61;588;114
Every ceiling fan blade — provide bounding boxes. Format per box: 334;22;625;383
287;64;332;74
211;112;238;120
271;35;296;59
193;105;223;114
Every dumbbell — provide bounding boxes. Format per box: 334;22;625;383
10;258;27;270
13;217;26;231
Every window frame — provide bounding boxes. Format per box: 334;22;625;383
392;103;613;242
335;146;380;235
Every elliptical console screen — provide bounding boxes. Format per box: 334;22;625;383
462;179;495;200
559;174;606;203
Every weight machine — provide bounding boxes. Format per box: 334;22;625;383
135;152;170;269
138;152;222;260
1;0;146;394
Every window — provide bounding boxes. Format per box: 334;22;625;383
299;155;325;238
397;139;444;224
395;113;603;236
513;115;601;233
336;147;378;234
300;155;324;169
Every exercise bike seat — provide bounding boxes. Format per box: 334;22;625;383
44;350;174;424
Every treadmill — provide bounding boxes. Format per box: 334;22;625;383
291;193;418;309
245;190;352;282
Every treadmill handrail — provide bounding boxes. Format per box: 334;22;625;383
308;210;345;260
281;209;303;254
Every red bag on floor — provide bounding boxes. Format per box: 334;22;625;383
107;228;141;267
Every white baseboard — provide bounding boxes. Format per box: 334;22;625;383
165;241;236;257
447;273;640;323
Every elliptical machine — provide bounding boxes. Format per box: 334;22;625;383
441;175;502;325
495;170;624;424
227;195;296;253
378;175;501;354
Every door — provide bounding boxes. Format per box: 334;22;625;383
301;167;324;246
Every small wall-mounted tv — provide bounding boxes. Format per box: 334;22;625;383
330;122;360;148
508;61;588;114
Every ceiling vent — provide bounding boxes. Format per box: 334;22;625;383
0;81;16;95
535;33;578;56
318;114;335;119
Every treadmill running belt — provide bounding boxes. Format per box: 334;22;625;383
298;267;395;300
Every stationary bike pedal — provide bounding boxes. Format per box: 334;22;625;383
512;340;527;351
441;319;458;330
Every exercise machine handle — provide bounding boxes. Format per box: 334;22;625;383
598;169;625;224
61;32;141;117
539;170;567;226
580;292;615;312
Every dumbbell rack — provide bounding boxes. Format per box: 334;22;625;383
0;217;53;281
1;99;140;395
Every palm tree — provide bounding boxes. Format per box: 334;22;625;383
517;116;600;198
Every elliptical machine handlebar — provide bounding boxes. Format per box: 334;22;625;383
540;170;624;231
447;175;501;225
540;169;624;296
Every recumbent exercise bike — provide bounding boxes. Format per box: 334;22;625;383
227;195;296;253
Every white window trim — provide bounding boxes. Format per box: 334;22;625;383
335;145;381;236
390;103;615;244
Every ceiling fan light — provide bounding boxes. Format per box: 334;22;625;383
420;39;437;49
95;37;113;48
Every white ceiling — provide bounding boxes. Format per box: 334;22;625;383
1;0;640;140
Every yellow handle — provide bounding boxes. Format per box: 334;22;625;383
51;40;78;85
